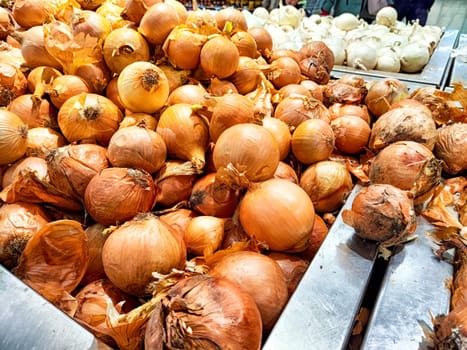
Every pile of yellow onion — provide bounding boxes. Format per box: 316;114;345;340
0;0;466;349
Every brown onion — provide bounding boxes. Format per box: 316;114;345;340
240;178;315;252
0;109;28;165
277;84;312;100
274;161;299;183
331;115;371;154
210;250;288;331
300;79;324;101
11;0;54;28
300;160;353;213
74;62;111;94
84;167;156;226
184;215;225;256
76;0;106;10
189;172;240;218
0;62;27;107
364;78;409;117
291;118;335;164
81;223;109;285
410;87;452;125
328;103;371;124
144;274;262;350
297;42;334;84
138;2;182;45
229;56;262;95
2;156;48;189
207;77;238;96
158;63;191;94
0;202;50;269
342;183;416;242
433;122;467;175
159;208;197;239
200;35;240;79
262;117;291;161
298;214;329;261
322;81;365;106
231;31;258;58
102;213;186;296
157;103;210;171
269;48;300;64
266;56;302;89
167;83;208;106
248;26;273;59
8;94;57;129
162;26;207;70
274;95;331;130
267;252;309;296
26;127;67;158
215;7;248;31
119;112;157;130
107;124;167;174
0;8;14;40
49;74;91;109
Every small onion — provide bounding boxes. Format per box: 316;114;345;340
102;213;186;296
342;184;416;242
26;127;67;158
322;81;364;107
300;160;353;213
262;117;291;161
331;115;371;154
162;26;207;70
210;250;289;331
184;215;225;256
7;94;57;129
200;35;240;79
48;74;91;109
273;161;299;184
0;62;27;107
433;122;467;175
239;178;315;252
84;167;157;226
138;2;182;45
291;119;335;164
364;78;409;117
0;109;28;165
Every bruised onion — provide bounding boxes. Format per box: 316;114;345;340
364;78;409;117
8;94;57;129
240;178;315;252
200;35;240;79
84;167;156;226
331;115;371;154
433;122;467;175
26;127;67;158
0;109;28;165
102;213;186;296
300;160;353;213
342;184;416;243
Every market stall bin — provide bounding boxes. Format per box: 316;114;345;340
448;33;467;87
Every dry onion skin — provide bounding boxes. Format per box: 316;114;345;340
0;109;28;165
144;274;262;350
364;78;409;118
84;167;156;226
26;127;67;158
102;213;186;296
433;122;467;175
342;184;416;244
239;178;315;252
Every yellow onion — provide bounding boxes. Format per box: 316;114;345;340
11;0;54;28
266;56;302;89
103;27;150;75
207;77;238;96
410;87;452;125
364;78;409;117
369;140;442;200
229;56;262;95
209;93;255;142
267;252;309;296
328;103;371;124
26;127;67;158
76;0;106;10
95;1;128;29
274;161;299;184
0;42;26;69
75;62;111;94
248;26;273;59
119;112;157;130
155;160;199;208
433;122;467;175
26;66;63;98
277;84;312;100
301;79;324;102
0;62;27;107
200;35;240;79
162;26;207;70
0;109;28;165
159;208;197;239
274;95;331;130
84;167;156;226
81;223;109;285
300;160;353;213
213;123;280;189
101;212;186;296
189;172;240;218
269;48;300;64
210;250;289;331
240;178;315;252
322;81;365;107
49;74;91;109
138;2;183;45
156;103;209;172
0;202;50;269
331;115;371;155
167;83;208;106
57;92;123;145
0;8;15;40
184;215;225;256
342;183;416;242
7;94;57;129
298;214;329;261
2;156;49;189
157;63;191;94
117;61;170;114
107;124;167;174
262;117;291;161
215;7;247;31
144;274;262;350
231;31;258;58
121;0;158;24
105;77;125;111
291;118;335;165
71;9;112;41
47;144;109;200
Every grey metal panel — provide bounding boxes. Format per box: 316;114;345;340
0;265;112;350
449;33;467;86
263;185;378;350
360;215;453;350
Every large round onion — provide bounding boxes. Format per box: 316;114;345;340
0;110;28;165
84;167;157;226
102;213;186;296
433;122;467;175
210;250;289;331
342;184;416;243
331;115;371;155
368;141;442;199
200;35;240;79
144;274;262;349
239;178;315;252
364;78;409;117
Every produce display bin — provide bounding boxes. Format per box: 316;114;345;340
448;33;467;86
331;29;460;89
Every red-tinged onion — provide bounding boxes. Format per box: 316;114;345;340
26;127;67;158
267;252;309;296
274;95;331;130
300;160;354;213
84;167;157;226
102;213;186;296
342;183;416;243
364;78;409;118
262;116;291;161
240;178;315;252
144;274;262;350
209;250;289;331
331;115;371;155
433;122;467;175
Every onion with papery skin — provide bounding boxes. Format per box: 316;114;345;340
102;212;186;296
0;8;14;40
262;117;291;161
331;115;371;155
107;124;167;174
291;118;335;165
163;26;207;70
104;77;124;111
57;92;123;145
364;78;409;118
274;95;331;130
410;87;452;125
75;62;111;94
157;103;210;172
47;144;109;200
322;82;365;107
278;84;312;99
11;0;54;28
71;9;112;41
159;208;197;239
213;123;280;189
144;274;262;350
266;56;302;89
2;156;48;189
229;56;262;95
369;140;442;199
26;127;67;158
0;62;27;107
231;31;258;58
117;61;169;114
298;41;334;84
119;112;157;130
328;103;371;124
48;74;91;109
200;35;240;79
274;161;299;184
433;122;467;175
0;202;50;269
301;79;324;102
167;83;208;106
185;215;225;256
248;26;273;59
300;160;354;213
207;77;238;96
342;183;416;243
298;214;329;261
0;110;28;165
346;41;377;71
81;223;108;285
267;252;309;296
376;6;398;27
26;66;63;98
240;178;315;252
369;106;437;152
8;94;57;129
84;167;156;226
210;250;289;331
158;63;191;94
138;2;182;45
215;7;248;32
